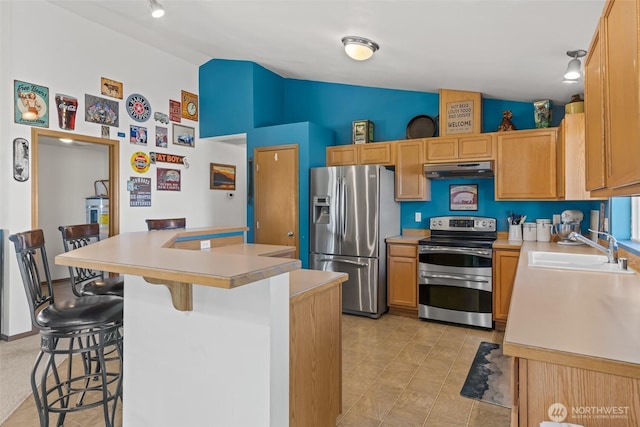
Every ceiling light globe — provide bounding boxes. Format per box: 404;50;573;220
149;0;165;18
564;57;582;80
151;8;165;18
342;36;379;61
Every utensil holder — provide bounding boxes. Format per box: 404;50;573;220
508;224;522;241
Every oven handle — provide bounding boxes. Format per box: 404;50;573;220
419;272;492;292
419;246;491;258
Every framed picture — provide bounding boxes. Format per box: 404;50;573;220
101;77;123;99
210;163;236;190
450;184;478;211
172;123;195;147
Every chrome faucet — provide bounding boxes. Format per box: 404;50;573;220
568;230;618;264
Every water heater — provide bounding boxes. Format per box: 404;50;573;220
86;196;109;240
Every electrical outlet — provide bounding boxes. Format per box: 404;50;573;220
415;212;422;222
200;240;211;250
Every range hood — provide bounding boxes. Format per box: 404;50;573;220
423;161;494;179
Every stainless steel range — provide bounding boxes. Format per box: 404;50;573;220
418;216;497;329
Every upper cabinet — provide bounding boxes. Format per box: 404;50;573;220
424;134;494;163
584;0;640;195
326;142;395;166
603;0;640;190
557;113;605;200
395;139;431;201
495;129;558;200
584;18;607;192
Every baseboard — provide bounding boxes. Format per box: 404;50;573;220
388;306;418;318
1;328;37;342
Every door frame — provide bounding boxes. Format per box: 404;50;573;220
253;144;299;258
30;128;120;236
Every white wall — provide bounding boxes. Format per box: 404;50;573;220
39;143;109;280
0;1;246;336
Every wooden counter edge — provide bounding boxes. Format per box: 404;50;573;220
289;270;348;301
503;340;640;379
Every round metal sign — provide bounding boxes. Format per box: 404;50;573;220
126;93;151;122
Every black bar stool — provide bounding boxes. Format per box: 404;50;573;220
58;224;124;297
9;229;123;427
145;217;186;230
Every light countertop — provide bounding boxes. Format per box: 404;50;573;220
55;227;301;290
503;241;640;378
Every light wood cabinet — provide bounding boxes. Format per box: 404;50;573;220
556;113;605;200
424;134;493;162
387;242;418;317
603;0;640;190
495;129;558;199
326;142;395;166
493;248;519;331
358;142;395;166
326;145;357;166
584;18;607;192
395;139;431;201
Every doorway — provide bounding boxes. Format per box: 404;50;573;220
253;144;299;258
30;128;119;279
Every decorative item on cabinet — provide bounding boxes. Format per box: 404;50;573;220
439;89;482;136
533;100;552;128
565;94;584;114
406;115;437;139
497;110;516;132
352;120;374;144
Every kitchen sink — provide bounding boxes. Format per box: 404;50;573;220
527;251;636;275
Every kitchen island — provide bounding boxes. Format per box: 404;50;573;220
504;241;640;427
55;227;346;427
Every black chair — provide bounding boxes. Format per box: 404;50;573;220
58;224;124;298
9;229;123;427
145;217;186;230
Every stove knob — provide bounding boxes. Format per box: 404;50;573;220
438;220;443;226
481;221;487;227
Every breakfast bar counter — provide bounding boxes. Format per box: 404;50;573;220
54;227;344;427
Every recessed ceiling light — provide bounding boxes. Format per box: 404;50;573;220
59;138;73;143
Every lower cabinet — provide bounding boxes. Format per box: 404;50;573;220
493;248;520;331
387;242;418;317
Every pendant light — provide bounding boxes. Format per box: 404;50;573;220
342;36;379;61
563;49;586;80
149;0;165;18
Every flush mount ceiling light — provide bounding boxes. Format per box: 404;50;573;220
149;0;165;18
563;49;587;81
342;36;379;61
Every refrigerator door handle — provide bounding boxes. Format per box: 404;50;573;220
316;258;368;268
341;177;347;238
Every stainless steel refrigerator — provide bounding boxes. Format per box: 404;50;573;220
310;165;400;318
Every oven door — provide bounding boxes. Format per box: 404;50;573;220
418;245;492;328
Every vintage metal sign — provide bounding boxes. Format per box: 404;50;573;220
129;177;151;207
131;151;151;173
149;152;188;167
169;100;181;123
445;100;474;135
157;168;181;191
15;80;49;127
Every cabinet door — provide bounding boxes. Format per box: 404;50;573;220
424;138;458;161
326;146;357;166
584;19;607;191
495;129;558;199
458;134;494;159
387;244;418;309
493;249;519;329
358;142;395;166
604;0;640;188
395;140;430;200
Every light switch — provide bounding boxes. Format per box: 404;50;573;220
415;212;422;222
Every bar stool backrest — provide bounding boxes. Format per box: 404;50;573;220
145;217;186;230
58;223;105;297
8;229;54;328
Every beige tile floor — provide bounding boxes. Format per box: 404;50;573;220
2;312;509;427
338;314;510;427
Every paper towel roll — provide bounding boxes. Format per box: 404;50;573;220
590;210;600;242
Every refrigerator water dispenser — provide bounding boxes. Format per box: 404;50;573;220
313;196;331;224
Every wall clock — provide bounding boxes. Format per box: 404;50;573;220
126;93;151;122
181;90;198;121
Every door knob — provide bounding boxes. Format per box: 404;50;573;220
287;231;294;236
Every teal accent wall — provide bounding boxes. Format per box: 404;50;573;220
247;122;335;267
199;59;284;136
400;178;600;232
611;197;630;239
